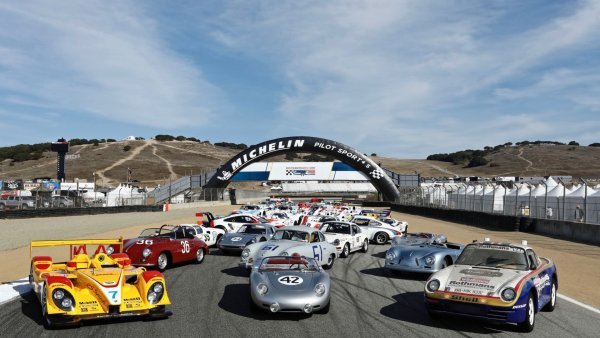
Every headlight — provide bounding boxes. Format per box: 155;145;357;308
147;282;165;304
51;288;74;311
53;289;65;300
257;283;268;295
241;249;250;259
333;239;340;246
314;283;326;296
386;251;396;261
425;256;436;265
501;287;516;302
248;238;257;245
426;279;440;292
142;248;152;257
280;251;289;256
106;246;114;255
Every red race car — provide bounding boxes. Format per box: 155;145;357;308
113;225;209;271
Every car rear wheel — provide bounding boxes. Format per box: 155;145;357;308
323;254;335;270
374;232;389;245
518;293;536;332
195;249;205;264
341;244;350;258
543;279;557;312
157;252;169;271
361;240;368;253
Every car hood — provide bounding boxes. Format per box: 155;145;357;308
78;268;122;288
264;270;317;292
221;233;260;244
435;265;530;295
250;240;307;258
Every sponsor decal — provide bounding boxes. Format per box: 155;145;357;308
277;275;303;285
512;303;527;309
460;269;503;278
285;166;316;176
231;237;242;242
448;280;495;291
533;274;551;293
460;277;491;284
478;245;524;253
450;295;480;303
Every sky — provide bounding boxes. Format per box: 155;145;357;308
0;0;599;158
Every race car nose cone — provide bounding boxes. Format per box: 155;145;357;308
270;303;280;313
303;304;313;313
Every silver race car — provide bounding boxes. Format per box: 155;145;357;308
218;223;276;254
249;255;330;314
385;233;464;273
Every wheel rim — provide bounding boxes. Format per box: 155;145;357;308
328;255;334;265
158;253;168;269
363;241;368;250
551;283;556;306
528;298;535;326
197;249;204;262
343;245;349;256
376;234;386;244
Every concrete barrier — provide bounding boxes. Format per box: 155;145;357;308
531;219;600;245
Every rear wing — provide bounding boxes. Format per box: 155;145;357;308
30;238;123;260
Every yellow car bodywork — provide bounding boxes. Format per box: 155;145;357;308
29;239;171;327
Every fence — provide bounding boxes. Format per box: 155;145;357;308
397;181;600;225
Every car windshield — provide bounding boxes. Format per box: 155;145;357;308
352;218;370;226
238;225;266;234
324;222;351;234
272;230;309;242
193;227;203;234
392;233;433;245
319;216;335;222
259;256;319;271
456;245;528;270
139;228;160;237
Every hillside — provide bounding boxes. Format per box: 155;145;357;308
2;141;600;187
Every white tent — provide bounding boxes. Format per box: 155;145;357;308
105;184;147;206
564;185;596;222
585;189;600;224
503;184;531;216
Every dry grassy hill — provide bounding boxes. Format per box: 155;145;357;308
2;141;599;187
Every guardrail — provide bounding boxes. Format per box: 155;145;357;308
147;171;216;203
0;205;163;219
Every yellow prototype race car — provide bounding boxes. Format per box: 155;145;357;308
29;238;172;328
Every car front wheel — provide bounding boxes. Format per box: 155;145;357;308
361;240;368;253
341;244;350;258
543;279;557;312
157;252;169;271
518;293;536;332
374;232;389;245
323;254;335;270
195;249;205;264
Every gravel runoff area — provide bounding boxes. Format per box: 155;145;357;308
0;205;599;309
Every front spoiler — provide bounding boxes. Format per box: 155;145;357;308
47;308;172;327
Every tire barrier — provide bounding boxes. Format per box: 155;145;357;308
0;205;163;220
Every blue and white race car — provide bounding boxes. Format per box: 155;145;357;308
424;238;558;332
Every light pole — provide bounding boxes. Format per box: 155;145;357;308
93;171;97;204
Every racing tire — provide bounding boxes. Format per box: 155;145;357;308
216;234;223;243
542;279;557;312
374;232;389;245
361;240;368;253
341;244;350;258
157;252;169;271
195;248;205;264
323;254;335;270
320;299;330;314
441;257;452;269
518;293;536;333
40;284;55;329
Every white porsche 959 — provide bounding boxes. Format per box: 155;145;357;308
240;226;337;271
424;238;558;332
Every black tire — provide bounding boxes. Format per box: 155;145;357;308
518;293;536;333
320;299;330;314
259;237;267;242
216;234;223;243
40;284;55;329
543;279;557;312
323;254;335;270
374;232;389;245
441;257;452;269
340;244;350;258
156;252;169;271
195;248;205;264
361;240;368;253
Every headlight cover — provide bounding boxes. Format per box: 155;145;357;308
241;249;250;259
257;283;268;295
386;251;396;261
142;248;152;258
501;287;516;302
425;256;436;265
314;283;326;296
426;279;440;292
333;239;341;246
52;288;74;311
147;282;165;304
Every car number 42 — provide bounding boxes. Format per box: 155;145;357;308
181;241;190;253
278;276;303;285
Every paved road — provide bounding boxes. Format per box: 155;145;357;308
1;245;598;337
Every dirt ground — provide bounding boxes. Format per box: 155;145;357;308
1;207;598;308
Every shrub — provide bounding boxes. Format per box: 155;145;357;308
589;143;600;147
123;145;131;152
466;156;489;168
568;141;579;146
370;153;377;156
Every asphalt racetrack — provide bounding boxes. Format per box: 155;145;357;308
1;244;599;337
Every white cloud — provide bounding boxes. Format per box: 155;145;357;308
0;1;226;129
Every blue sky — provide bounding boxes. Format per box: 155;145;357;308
0;0;599;158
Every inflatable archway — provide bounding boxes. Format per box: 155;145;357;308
204;136;400;201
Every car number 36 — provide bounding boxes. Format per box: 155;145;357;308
181;241;190;253
278;276;303;285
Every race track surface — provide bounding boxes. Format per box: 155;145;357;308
1;245;598;337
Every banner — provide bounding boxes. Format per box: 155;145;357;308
268;162;333;181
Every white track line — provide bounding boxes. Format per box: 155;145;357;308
558;293;600;316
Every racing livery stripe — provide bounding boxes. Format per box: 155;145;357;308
46;275;73;288
436;290;499;299
514;262;550;291
142;270;163;282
